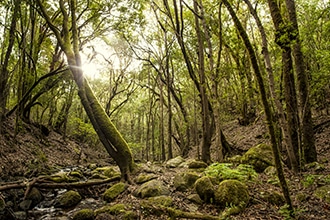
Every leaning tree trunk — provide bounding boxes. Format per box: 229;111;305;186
36;0;134;182
222;0;293;213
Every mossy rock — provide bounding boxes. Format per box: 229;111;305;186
49;172;71;183
72;209;94;220
204;163;258;182
260;191;285;206
134;179;170;198
165;156;185;168
92;166;120;179
103;182;127;202
241;143;274;172
122;210;138;220
54;190;82;208
226;155;242;163
174;172;200;191
264;166;277;176
214;180;249;213
135;173;158;184
95;213;115;220
187;160;208;169
194;176;215;203
19;187;44;210
314;185;330;203
187;194;203;204
147;195;173;207
95;203;127;215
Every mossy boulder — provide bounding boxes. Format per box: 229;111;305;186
72;209;94;220
214;180;249;213
260;191;285;206
194;176;215;203
165;156;185;168
147;195;173;207
92;166;120;179
187;194;203;204
187;160;208;169
241;143;274;172
95;203;131;218
134;180;170;198
69;170;84;179
19;187;44;210
174;172;200;191
135;173;158;184
54;190;82;208
103;182;127;202
204;163;258;182
314;185;330;203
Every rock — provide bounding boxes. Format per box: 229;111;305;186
95;203;126;216
135;173;158;184
214;179;249;212
95;213;115;220
187;194;203;204
173;172;200;191
72;209;94;220
19;187;44;210
314;185;330;203
241;143;274;172
165;156;185;168
260;191;285;206
134;179;170;198
187;160;208;169
194;176;215;203
103;182;127;202
54;190;82;208
147;195;173;207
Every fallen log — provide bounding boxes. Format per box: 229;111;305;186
0;175;120;191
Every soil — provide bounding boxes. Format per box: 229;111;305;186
0;115;330;219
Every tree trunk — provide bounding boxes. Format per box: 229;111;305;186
223;0;293;213
267;0;300;172
243;0;298;172
285;0;317;163
36;0;135;182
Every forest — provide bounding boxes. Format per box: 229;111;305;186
0;0;329;219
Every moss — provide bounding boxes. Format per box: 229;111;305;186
194;176;215;203
135;173;158;184
122;210;138;220
147;195;173;207
69;171;83;178
187;160;208;169
72;209;94;220
205;163;258;182
103;182;127;202
55;190;82;208
174;172;200;191
95;203;127;215
134;180;170;198
165;156;185;168
214;179;249;211
260;191;285;206
241;143;274;172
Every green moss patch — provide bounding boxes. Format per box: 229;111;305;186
194;176;215;203
55;190;82;208
72;209;94;220
103;182;127;202
241;143;274;172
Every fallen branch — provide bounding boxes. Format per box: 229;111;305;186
0;176;120;192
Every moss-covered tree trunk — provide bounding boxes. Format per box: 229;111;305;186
222;0;293;213
36;0;134;182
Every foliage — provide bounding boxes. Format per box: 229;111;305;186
204;163;258;182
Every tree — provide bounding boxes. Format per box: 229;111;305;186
35;0;135;182
222;0;293;213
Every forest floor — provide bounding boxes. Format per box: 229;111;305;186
0;114;330;219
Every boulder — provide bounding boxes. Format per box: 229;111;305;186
103;182;127;202
134;180;170;198
241;143;274;172
19;187;44;211
194;176;215;203
135;173;158;184
147;195;173;207
214;179;249;210
165;156;185;168
173;172;200;191
72;209;94;220
54;190;82;208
